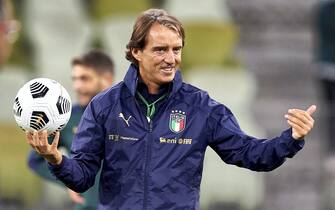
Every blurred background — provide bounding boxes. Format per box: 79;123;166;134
0;0;328;209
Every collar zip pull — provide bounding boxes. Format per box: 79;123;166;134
136;92;167;122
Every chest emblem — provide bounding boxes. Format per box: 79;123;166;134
169;110;186;133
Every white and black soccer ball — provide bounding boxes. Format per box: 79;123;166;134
13;78;72;135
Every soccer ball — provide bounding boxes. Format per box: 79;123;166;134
13;78;72;135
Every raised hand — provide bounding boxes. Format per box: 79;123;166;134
26;130;62;165
285;105;316;140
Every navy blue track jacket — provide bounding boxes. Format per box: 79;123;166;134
49;64;304;210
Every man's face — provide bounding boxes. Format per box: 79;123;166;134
132;23;183;89
71;65;106;107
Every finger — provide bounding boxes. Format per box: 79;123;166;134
287;119;305;132
287;110;311;126
289;108;314;123
32;130;39;146
51;132;60;149
287;120;306;138
75;196;85;205
41;130;48;145
37;131;45;147
32;133;42;152
26;131;33;144
287;112;314;129
288;118;311;136
285;114;310;130
26;132;38;150
288;109;315;128
306;105;317;116
34;146;43;154
69;191;85;204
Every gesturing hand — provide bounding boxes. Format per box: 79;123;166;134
26;130;63;165
285;105;316;140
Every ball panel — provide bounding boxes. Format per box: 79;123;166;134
30;111;49;131
30;81;49;98
56;96;71;115
13;97;22;117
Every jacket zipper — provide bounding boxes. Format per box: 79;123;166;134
134;97;153;210
143;118;153;210
135;93;166;210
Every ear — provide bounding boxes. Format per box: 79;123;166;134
132;48;142;62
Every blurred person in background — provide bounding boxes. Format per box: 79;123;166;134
26;9;316;210
0;0;20;67
315;0;335;156
27;50;115;210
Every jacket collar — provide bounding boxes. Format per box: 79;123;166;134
123;64;183;97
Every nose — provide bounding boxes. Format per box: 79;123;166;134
73;79;83;92
164;50;175;65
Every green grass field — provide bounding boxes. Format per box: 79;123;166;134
0;123;41;207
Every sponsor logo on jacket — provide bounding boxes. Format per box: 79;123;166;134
159;137;192;145
109;134;138;141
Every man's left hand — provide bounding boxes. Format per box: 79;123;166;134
285;105;316;140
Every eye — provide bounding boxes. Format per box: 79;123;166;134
173;47;182;55
79;75;91;82
158;49;165;54
153;47;167;55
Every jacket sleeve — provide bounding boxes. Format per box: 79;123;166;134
207;104;304;172
48;100;105;193
27;150;63;185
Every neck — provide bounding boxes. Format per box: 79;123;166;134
139;70;160;94
143;80;160;94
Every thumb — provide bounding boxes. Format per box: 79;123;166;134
306;105;317;115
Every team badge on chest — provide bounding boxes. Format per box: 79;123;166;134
169;110;186;133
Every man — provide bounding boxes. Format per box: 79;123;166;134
0;0;20;66
26;9;316;210
27;50;114;210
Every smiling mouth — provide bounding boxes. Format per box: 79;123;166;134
161;67;174;73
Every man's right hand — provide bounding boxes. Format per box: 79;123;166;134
26;130;62;165
68;189;85;205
